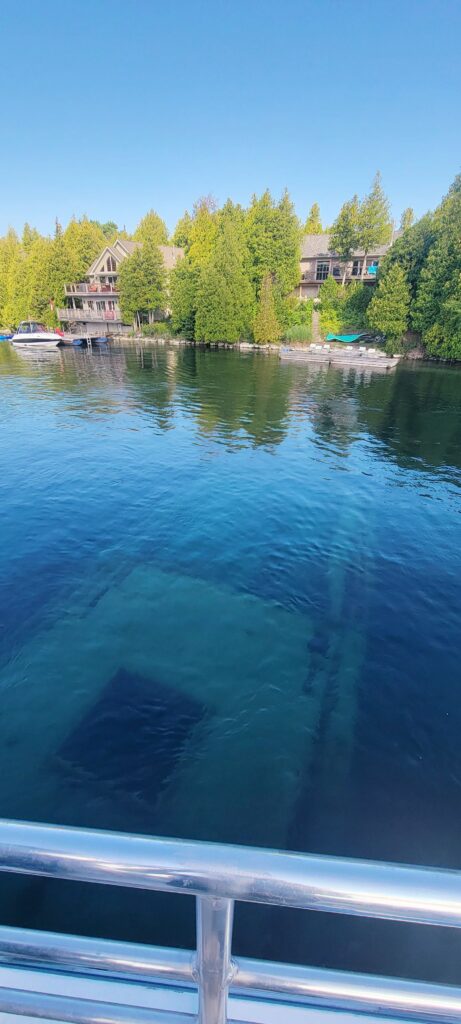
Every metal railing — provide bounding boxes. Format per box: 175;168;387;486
0;819;461;1024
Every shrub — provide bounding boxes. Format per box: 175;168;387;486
141;321;174;338
283;323;312;343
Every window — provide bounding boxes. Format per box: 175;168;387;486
107;257;116;272
108;300;115;311
367;259;379;276
332;264;340;277
316;261;330;281
87;301;94;310
352;260;363;277
96;301;106;312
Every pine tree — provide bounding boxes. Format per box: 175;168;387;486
133;210;168;246
330;196;359;285
400;208;415;232
253;273;281;343
194;219;254;342
118;242;166;328
357;172;393;279
304;203;322;234
367;264;410;341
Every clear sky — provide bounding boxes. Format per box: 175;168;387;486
0;0;459;236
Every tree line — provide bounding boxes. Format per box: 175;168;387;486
1;173;460;357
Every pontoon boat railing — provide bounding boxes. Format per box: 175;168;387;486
0;819;460;1024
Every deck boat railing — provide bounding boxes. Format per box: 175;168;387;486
0;819;461;1024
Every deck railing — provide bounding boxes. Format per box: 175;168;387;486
0;819;461;1024
58;308;122;321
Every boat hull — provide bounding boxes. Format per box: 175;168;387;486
12;333;61;348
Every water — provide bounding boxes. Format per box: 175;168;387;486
1;342;461;981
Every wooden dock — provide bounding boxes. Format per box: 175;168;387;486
280;344;401;370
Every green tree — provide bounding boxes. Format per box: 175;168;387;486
90;220;119;241
367;264;410;341
412;178;461;358
195;218;254;343
357;172;392;279
63;217;106;281
0;228;20;325
253;273;281;343
171;211;193;249
304;202;322;234
377;213;435;326
188;196;218;266
330;196;359;285
245;189;300;322
170;257;200;339
400;208;415;232
22;224;40;252
133;210;168;246
2;246;30;326
118;242;166;328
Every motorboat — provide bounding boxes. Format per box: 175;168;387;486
11;321;62;348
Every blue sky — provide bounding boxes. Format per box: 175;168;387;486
0;0;459;236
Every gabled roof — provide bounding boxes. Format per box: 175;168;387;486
301;230;401;261
87;244;120;276
159;244;184;270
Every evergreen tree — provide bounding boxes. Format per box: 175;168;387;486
304;203;322;234
170;257;200;339
245;189;300;303
63;217;106;281
378;213;435;326
357;172;393;279
367;264;410;341
188;197;218;266
118;242;166;328
330;196;359;285
3;246;30;326
171;211;193;249
0;228;20;325
22;224;40;252
253;273;281;343
400;208;415;232
413;177;461;358
133;210;168;246
194;219;254;343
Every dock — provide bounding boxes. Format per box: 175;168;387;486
280;344;401;370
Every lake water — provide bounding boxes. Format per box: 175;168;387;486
0;341;461;983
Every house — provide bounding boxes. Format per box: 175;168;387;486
58;238;184;334
298;231;400;299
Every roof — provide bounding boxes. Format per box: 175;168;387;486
301;230;400;261
159;244;184;270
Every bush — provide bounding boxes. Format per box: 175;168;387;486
283;323;312;343
141;321;174;338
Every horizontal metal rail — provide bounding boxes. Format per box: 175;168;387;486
1;819;461;1024
1;925;461;1023
1;818;461;926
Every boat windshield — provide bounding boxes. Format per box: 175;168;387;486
17;322;47;334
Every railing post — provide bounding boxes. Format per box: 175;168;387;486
195;896;234;1024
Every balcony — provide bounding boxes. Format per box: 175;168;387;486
58;308;122;322
65;283;119;296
